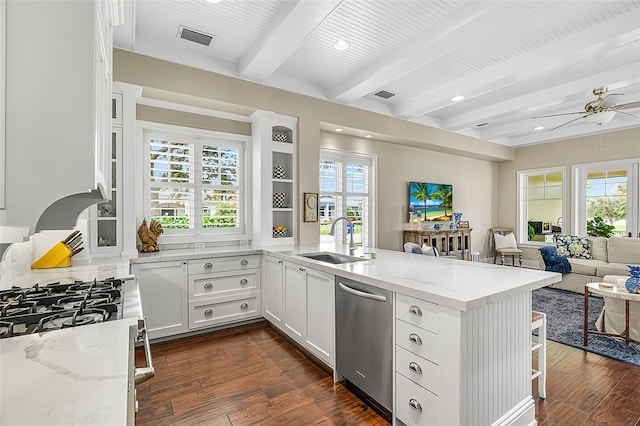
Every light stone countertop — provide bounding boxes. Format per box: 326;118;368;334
0;318;138;426
0;242;560;425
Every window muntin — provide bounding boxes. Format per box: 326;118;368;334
518;168;565;243
144;125;247;239
319;150;375;247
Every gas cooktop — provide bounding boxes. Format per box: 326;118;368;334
0;278;123;338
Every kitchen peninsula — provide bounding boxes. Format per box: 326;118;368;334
1;245;560;425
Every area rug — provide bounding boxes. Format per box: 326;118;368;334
532;287;640;367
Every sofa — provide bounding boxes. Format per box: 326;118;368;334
536;236;640;293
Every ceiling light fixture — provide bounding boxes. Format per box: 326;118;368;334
451;95;465;102
334;40;350;51
533;126;545;131
205;0;222;3
585;110;616;126
365;134;373;138
335;128;343;132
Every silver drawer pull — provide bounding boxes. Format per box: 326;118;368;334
240;303;249;310
409;398;422;412
409;333;422;345
204;282;213;290
240;259;248;266
204;262;213;269
409;305;423;316
240;278;248;285
204;308;213;316
408;362;423;374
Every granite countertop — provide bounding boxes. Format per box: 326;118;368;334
0;318;138;425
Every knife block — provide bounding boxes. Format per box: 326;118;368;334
31;242;73;269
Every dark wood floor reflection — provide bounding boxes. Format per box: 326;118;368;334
136;322;640;425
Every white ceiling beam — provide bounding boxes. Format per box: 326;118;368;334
330;2;528;104
395;10;640;120
507;120;639;147
238;0;342;83
443;64;640;132
112;0;136;51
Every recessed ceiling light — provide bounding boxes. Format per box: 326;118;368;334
206;0;222;3
365;134;373;138
335;128;343;132
533;126;545;131
451;95;465;102
334;40;350;51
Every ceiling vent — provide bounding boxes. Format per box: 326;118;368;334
374;90;396;99
177;25;215;46
476;122;489;127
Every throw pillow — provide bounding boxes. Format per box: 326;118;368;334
494;232;517;249
554;234;591;259
421;244;439;256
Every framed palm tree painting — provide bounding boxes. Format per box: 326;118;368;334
409;181;453;222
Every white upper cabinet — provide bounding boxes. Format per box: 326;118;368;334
3;0;121;240
251;111;297;244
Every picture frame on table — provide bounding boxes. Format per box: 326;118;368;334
459;220;470;228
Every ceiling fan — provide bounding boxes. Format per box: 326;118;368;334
534;86;640;131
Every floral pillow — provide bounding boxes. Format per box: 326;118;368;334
554;234;591;259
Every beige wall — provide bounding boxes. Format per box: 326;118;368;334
320;133;498;252
113;50;511;255
498;128;640;252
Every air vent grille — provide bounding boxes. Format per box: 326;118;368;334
178;26;215;46
374;90;396;99
476;122;489;127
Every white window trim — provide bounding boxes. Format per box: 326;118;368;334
517;166;566;245
137;120;252;245
572;158;640;237
320;148;378;248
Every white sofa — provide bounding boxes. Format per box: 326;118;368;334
536;236;640;293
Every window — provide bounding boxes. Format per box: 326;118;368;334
517;167;565;243
573;159;639;238
319;149;376;247
142;123;250;241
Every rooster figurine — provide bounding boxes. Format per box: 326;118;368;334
137;218;163;252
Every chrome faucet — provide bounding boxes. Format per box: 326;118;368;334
329;216;356;254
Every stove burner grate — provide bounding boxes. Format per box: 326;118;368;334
38;308;109;332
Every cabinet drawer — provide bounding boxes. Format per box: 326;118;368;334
396;346;439;395
395;373;439;426
396;319;439;365
396;293;439;334
190;271;257;300
188;255;260;274
189;296;259;329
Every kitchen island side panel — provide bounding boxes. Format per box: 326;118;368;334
458;291;534;425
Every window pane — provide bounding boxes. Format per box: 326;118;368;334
523;169;564;241
149;186;194;229
585;169;627;235
320;160;340;192
527;175;544;187
202;145;239;186
150;139;192;183
202;189;239;228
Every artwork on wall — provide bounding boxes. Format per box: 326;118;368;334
408;181;453;222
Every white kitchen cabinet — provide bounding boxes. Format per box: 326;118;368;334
394;291;534;425
187;255;261;329
131;261;188;340
251;111;297;244
265;258;335;367
91;93;123;256
4;0;120;239
263;255;285;325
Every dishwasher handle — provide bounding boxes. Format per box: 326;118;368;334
338;282;387;302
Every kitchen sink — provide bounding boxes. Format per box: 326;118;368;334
297;252;368;265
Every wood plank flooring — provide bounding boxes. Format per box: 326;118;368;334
136;321;640;425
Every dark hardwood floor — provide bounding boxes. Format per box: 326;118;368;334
136;321;640;425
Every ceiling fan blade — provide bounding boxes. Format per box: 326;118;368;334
598;93;624;109
549;115;588;131
616;110;639;119
532;112;584;119
613;100;640;110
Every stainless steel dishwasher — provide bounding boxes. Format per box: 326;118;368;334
335;276;393;411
